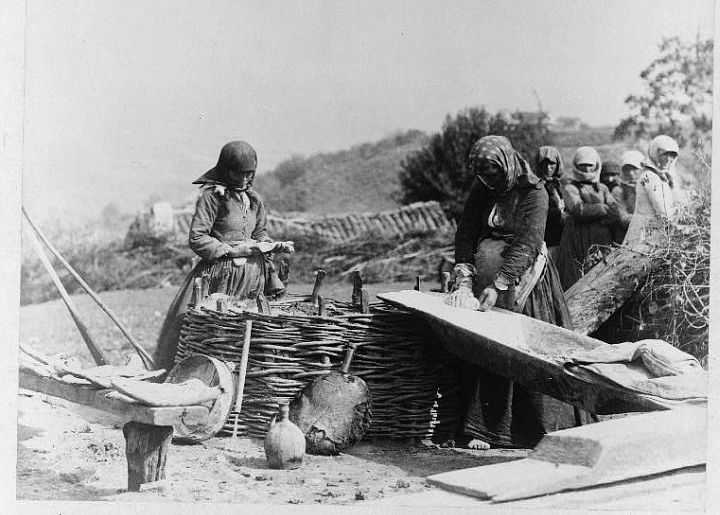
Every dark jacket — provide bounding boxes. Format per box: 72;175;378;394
455;178;547;285
189;186;269;262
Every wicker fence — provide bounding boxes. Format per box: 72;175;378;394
127;201;454;248
175;299;461;440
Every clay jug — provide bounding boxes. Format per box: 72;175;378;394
264;404;305;469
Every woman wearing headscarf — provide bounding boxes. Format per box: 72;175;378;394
611;150;645;242
555;146;622;289
600;160;622;191
614;150;645;214
154;141;294;372
534;146;566;259
600;160;632;243
622;135;678;249
445;135;584;450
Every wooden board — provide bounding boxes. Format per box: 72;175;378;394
565;245;653;335
19;370;209;429
377;290;671;414
426;406;706;502
367;467;705;511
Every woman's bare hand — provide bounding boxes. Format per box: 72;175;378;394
276;241;295;254
477;287;498;311
445;286;480;310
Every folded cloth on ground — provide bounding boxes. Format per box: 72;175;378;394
111;378;220;406
567;339;706;401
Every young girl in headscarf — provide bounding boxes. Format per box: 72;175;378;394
555;146;622;289
154;141;294;372
622;135;678;249
614;150;645;215
534;146;566;259
611;150;645;242
446;135;585;449
600;160;622;191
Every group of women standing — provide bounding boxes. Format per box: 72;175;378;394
446;134;680;450
155;134;681;452
538;138;679;289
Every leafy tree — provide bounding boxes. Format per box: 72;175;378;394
614;36;713;148
398;107;553;220
254;156;309;212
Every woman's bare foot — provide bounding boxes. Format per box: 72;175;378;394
466;438;491;450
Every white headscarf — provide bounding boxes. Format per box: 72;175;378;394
647;135;679;171
572;146;602;183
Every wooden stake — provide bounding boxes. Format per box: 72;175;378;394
360;289;370;314
351;271;363;306
415;276;421;291
256;293;271;315
216;298;228;313
441;272;451;294
317;294;326;317
310;269;326;304
232;319;253;437
123;422;172;491
201;273;210;300
191;278;202;308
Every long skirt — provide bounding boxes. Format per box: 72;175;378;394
153;254;266;372
458;258;589;448
555;218;614;290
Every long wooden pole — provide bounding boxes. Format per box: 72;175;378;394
232;319;253;437
23;208;156;370
24;225;110;366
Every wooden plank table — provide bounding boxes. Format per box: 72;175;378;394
19;369;210;491
377;290;680;414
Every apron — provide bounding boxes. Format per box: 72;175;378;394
473;203;547;311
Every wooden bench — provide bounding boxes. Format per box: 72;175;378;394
19;369;210;491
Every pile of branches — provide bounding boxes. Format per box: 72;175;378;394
285;227;455;285
611;188;710;365
21;241;194;305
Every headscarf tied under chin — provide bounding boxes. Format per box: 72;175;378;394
571;146;602;183
193;140;258;212
534;146;565;183
468;135;537;193
646;136;679;186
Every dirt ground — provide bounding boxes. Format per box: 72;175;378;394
17;283;529;505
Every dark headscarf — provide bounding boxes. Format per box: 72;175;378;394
468;135;539;194
534;146;565;183
600;160;621;188
193;141;258;187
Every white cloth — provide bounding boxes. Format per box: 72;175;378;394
622;169;675;249
568;339;706;401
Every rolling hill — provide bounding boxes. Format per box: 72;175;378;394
253;130;429;215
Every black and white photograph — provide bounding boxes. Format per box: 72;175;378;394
2;0;717;511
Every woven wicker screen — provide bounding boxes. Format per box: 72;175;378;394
176;300;461;439
171;201;453;245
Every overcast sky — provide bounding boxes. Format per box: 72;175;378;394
22;0;715;222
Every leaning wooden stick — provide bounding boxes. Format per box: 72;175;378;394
22;208;156;370
232;319;253;437
24;224;110;366
310;269;326;304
